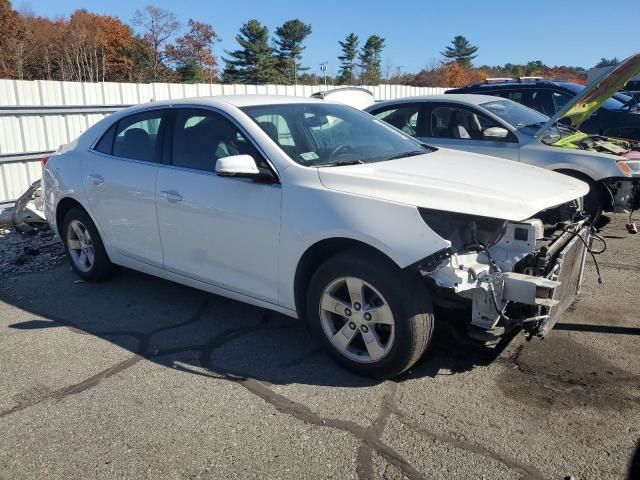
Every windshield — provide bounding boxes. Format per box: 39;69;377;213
560;82;630;111
480;99;549;136
241;103;428;167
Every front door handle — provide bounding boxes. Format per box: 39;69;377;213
87;174;104;186
160;190;183;203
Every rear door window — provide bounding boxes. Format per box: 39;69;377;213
112;110;166;163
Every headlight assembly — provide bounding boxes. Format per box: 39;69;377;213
418;208;507;251
617;160;640;176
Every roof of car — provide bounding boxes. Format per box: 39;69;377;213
448;80;577;92
369;94;503;109
128;95;328;110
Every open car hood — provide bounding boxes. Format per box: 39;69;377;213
318;148;589;222
536;52;640;139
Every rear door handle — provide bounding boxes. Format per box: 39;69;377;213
160;190;183;203
87;174;104;186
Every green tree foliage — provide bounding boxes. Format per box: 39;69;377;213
222;19;282;84
358;35;385;85
274;19;311;84
441;35;478;67
594;57;619;68
337;33;359;84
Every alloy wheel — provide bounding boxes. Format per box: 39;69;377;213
319;276;396;363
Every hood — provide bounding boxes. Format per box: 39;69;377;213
318;148;589;222
537;52;640;138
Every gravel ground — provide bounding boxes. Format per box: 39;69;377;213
0;214;65;277
0;214;638;480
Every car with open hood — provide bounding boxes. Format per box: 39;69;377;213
446;53;640;141
43;95;591;378
366;69;640;221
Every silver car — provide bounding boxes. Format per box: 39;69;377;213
366;59;640;222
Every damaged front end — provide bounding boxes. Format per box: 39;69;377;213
412;202;592;344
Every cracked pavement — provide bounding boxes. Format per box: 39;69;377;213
0;214;639;479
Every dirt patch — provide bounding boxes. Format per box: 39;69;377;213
497;335;640;411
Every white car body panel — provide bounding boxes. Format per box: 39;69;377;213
155;166;282;303
318;151;587;221
43;95;589;321
83;151;164;267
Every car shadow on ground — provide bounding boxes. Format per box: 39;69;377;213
3;266;510;389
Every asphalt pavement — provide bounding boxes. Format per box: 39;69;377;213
0;214;638;479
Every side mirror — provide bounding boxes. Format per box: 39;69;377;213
215;154;260;177
483;127;510;139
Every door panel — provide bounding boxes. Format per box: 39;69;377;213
156;169;281;302
83;109;167;266
156;108;281;302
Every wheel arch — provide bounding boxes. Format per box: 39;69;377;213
293;237;399;320
553;168;615;211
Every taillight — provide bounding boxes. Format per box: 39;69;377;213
40;156;50;168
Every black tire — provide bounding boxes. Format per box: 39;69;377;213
61;207;114;282
583;180;604;225
307;249;434;379
559;171;604;224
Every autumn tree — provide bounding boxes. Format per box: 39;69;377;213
222;19;281;84
274;19;312;84
132;6;179;81
337;33;359;84
0;0;26;78
441;36;478;67
57;10;134;82
358;35;385;84
168;19;219;82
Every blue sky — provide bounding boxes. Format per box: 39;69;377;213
25;0;639;77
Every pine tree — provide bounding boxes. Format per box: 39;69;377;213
337;33;359;85
222;19;281;84
441;36;478;67
274;19;311;84
358;35;385;85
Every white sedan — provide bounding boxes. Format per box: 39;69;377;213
43;96;589;378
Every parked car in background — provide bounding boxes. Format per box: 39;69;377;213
366;93;640;221
446;54;640;141
43;95;590;378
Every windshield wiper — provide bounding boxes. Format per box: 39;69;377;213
317;159;364;168
386;150;425;161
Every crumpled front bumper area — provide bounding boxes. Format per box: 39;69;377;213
420;221;590;340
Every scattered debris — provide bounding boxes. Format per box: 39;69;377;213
0;224;65;277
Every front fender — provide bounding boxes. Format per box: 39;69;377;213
278;183;450;310
521;144;625;181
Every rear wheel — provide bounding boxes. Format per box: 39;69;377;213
61;207;114;282
307;249;434;379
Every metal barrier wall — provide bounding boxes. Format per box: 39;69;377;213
0;79;449;202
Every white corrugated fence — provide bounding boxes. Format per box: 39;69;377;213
0;79;449;202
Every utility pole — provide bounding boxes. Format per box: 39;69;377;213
395;65;404;81
320;61;328;86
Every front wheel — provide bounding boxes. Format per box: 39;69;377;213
307;249;434;379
